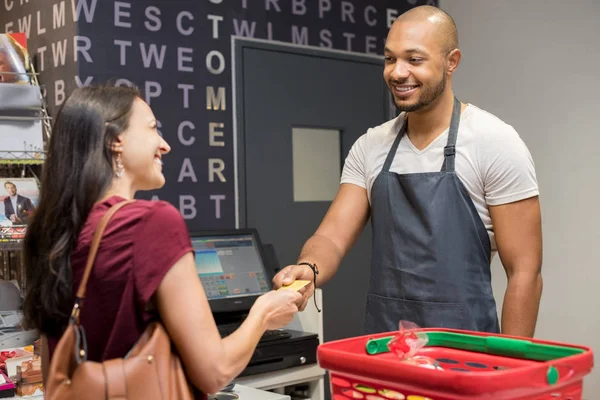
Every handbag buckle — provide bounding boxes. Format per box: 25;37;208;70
70;299;82;324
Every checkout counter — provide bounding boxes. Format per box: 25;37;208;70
0;229;325;400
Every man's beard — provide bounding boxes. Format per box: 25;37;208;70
394;73;446;113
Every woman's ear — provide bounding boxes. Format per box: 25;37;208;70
110;135;124;153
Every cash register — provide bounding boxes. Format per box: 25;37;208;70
191;229;319;377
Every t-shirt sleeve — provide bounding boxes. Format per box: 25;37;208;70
340;132;368;188
481;125;540;206
133;201;194;318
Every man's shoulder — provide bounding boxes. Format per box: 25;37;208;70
462;104;517;137
370;114;403;134
458;104;529;153
361;114;403;144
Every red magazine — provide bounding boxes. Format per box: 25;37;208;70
0;32;29;84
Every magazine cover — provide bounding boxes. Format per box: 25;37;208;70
0;33;29;84
0;178;38;227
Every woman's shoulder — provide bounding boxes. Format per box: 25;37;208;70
96;196;182;220
82;196;186;241
134;199;184;225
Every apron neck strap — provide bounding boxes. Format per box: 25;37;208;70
441;97;462;173
382;97;462;174
382;117;407;173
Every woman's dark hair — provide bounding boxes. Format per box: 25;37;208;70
23;84;141;337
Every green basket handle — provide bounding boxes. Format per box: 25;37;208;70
365;332;584;361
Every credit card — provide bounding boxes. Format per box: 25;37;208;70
278;280;311;292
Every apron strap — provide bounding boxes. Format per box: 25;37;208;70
382;118;407;173
384;97;462;174
441;97;462;173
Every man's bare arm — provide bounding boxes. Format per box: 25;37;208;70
491;196;543;337
272;183;370;309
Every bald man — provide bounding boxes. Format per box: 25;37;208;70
273;6;542;337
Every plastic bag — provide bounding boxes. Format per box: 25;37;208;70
387;320;443;371
387;320;428;359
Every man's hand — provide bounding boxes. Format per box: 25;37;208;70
9;214;17;223
272;264;315;311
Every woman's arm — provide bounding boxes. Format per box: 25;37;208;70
155;252;300;394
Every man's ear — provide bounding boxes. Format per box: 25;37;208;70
446;48;462;75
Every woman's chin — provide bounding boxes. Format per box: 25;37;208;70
138;175;166;192
153;176;166;190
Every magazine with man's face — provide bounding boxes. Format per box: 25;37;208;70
0;178;39;228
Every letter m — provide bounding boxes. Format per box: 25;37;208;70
206;86;226;111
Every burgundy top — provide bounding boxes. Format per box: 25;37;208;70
47;196;193;362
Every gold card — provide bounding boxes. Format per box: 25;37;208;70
278;280;311;292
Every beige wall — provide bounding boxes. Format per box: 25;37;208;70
439;0;600;396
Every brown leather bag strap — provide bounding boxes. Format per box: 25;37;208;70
75;200;135;300
103;359;128;399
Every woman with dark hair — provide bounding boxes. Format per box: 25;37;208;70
22;84;301;395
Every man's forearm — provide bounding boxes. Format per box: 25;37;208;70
501;272;543;337
297;234;344;287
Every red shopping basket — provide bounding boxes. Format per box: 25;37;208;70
317;328;594;400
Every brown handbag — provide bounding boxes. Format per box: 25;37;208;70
45;200;197;399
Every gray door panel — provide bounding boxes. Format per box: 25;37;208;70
235;39;388;343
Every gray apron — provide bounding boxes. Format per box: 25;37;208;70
364;97;500;334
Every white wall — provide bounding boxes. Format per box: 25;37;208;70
439;0;600;396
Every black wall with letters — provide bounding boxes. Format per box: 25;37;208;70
1;0;437;230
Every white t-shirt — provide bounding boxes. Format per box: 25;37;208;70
340;104;539;251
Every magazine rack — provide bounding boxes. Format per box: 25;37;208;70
0;36;51;293
0;33;53;400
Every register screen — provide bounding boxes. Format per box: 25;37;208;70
192;234;270;300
